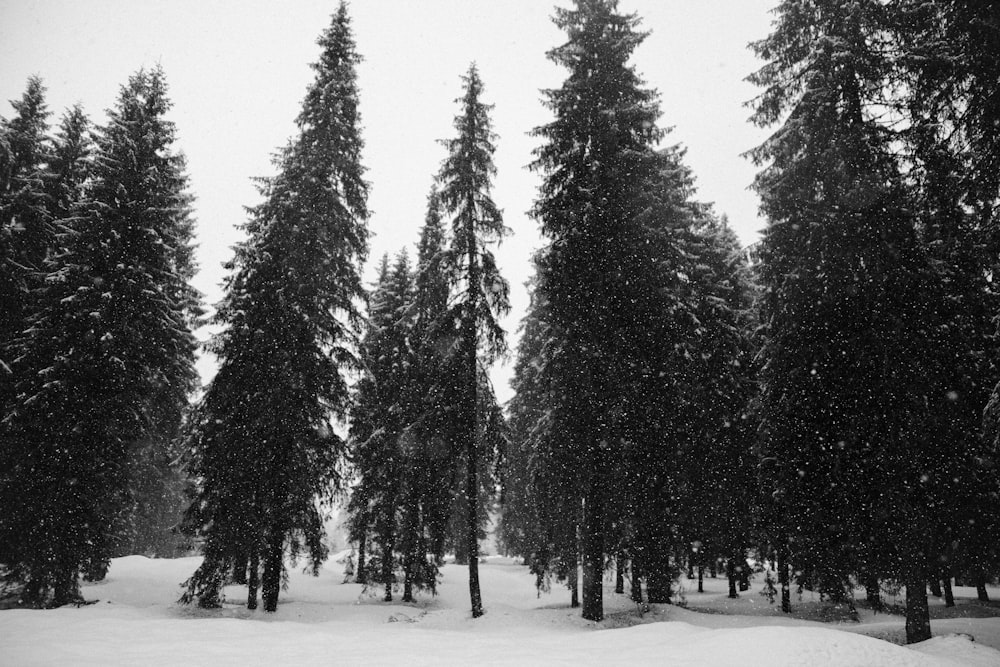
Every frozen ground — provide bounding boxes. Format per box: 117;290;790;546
2;554;999;666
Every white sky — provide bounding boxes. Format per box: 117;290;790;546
0;0;776;402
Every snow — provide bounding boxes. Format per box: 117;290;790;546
2;555;999;666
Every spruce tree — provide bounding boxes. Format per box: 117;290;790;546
898;0;1000;601
499;275;548;564
182;3;368;612
436;63;509;618
346;253;392;591
0;77;53;408
347;191;460;602
45;105;90;229
748;0;948;642
0;67;198;605
530;0;669;621
673;213;757;599
502;276;583;606
399;189;458;598
348;251;419;601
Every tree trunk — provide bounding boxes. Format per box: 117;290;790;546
402;508;416;603
739;559;750;591
581;480;604;621
630;560;642;603
261;532;283;612
232;558;248;585
196;561;223;609
646;571;672;603
402;558;414;603
697;564;704;593
463;229;484;619
464;406;483;617
247;551;260;610
928;578;942;598
865;574;882;612
777;544;791;613
356;535;367;585
615;552;625;594
646;544;672;604
51;564;78;608
382;537;394;602
942;577;954;608
727;557;738;599
569;557;579;608
976;575;990;602
905;576;931;644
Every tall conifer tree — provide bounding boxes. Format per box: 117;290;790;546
399;189;459;599
0;68;198;605
345;254;391;589
748;0;952;642
436;63;509;618
0;77;53;408
898;0;1000;600
348;251;418;601
529;0;666;621
182;3;368;612
502;276;582;606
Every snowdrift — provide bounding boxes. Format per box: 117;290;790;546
2;555;999;666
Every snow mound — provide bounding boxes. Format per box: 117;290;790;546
2;556;999;666
912;633;1000;667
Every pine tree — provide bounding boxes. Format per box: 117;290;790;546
347;194;461;602
45;105;90;227
529;0;671;621
182;3;368;612
673;213;757;599
897;0;1000;602
499;275;548;563
348;251;419;601
502;275;583;606
346;253;392;591
399;189;457;599
436;63;510;618
0;77;53;407
0;67;198;605
748;0;950;642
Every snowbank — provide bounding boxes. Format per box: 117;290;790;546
2;555;998;666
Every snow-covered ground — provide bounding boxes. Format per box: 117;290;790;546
3;554;999;666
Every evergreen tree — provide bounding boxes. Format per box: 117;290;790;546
748;0;953;642
45;105;90;228
499;275;548;563
0;77;53;408
436;63;510;618
398;189;458;599
502;275;582;606
182;3;368;612
47;104;191;558
0;67;198;605
347;251;419;601
673;213;757;599
529;0;669;621
346;254;392;591
897;0;1000;601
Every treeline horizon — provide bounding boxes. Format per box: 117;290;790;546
2;0;999;649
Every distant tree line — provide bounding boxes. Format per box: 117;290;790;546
2;0;999;648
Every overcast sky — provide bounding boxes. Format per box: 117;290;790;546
0;0;776;402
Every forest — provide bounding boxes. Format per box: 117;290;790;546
1;0;999;654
